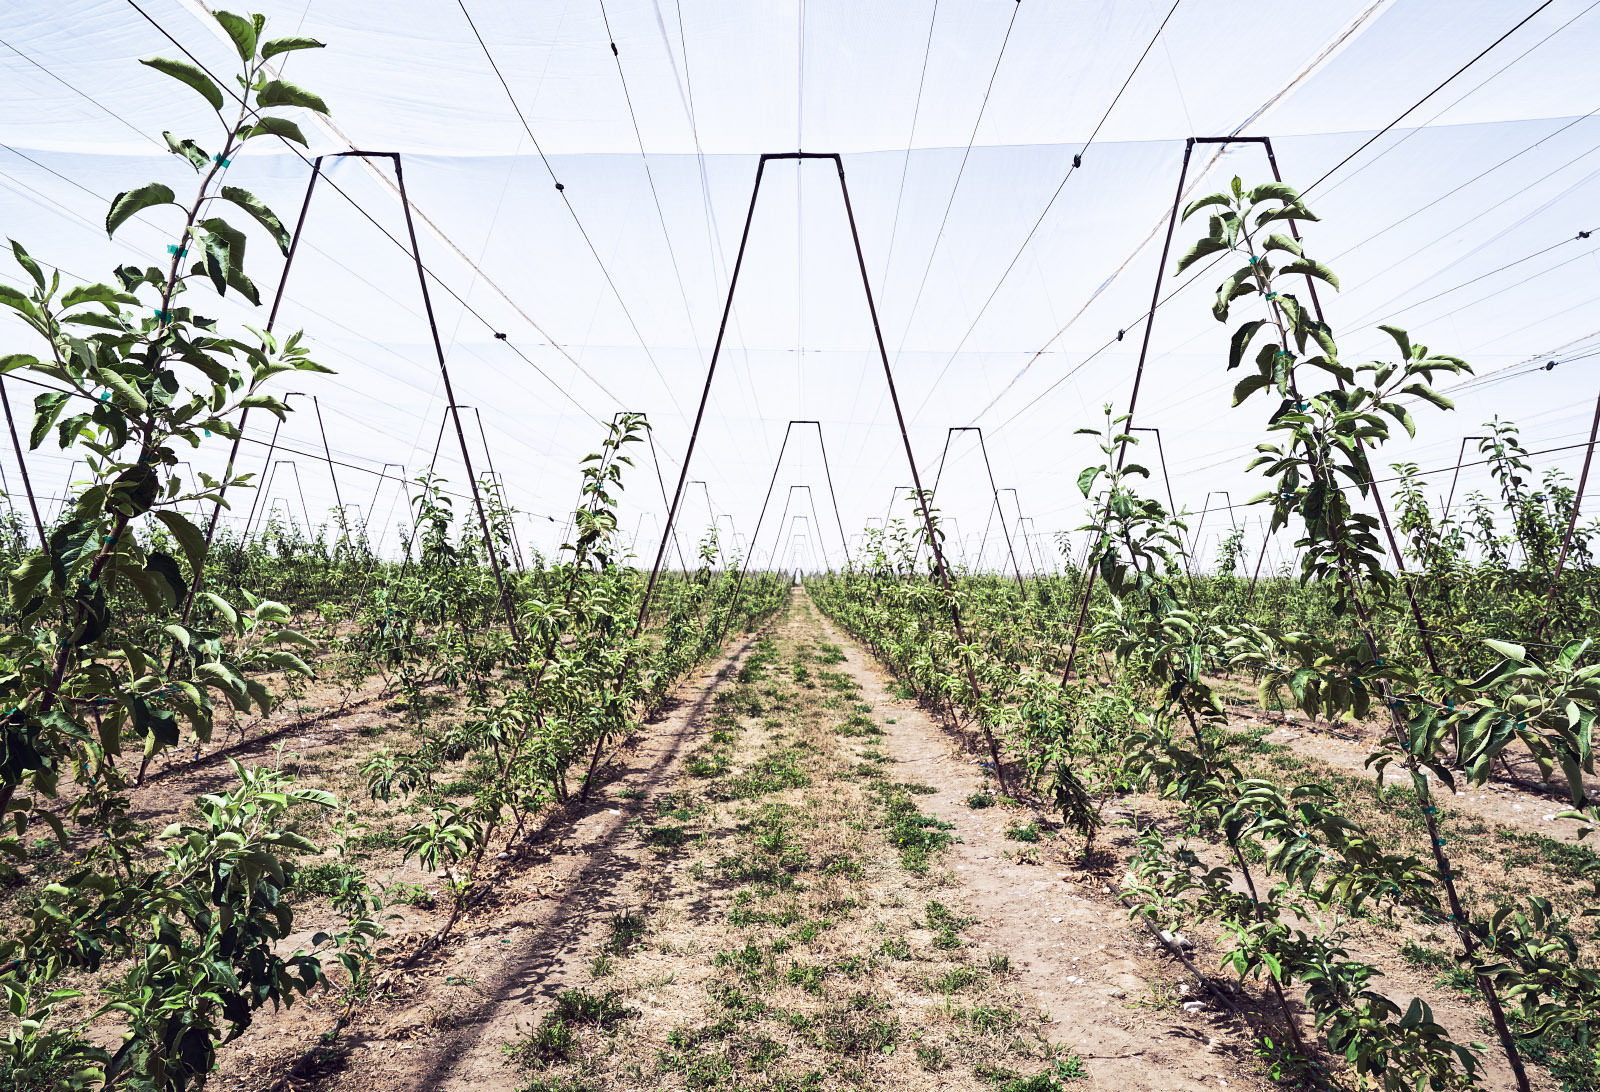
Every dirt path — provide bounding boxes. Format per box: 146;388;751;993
229;591;1273;1092
815;612;1268;1092
217;627;768;1090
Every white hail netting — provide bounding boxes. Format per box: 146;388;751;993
0;0;1598;570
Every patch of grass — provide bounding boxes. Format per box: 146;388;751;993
817;993;897;1056
349;827;405;851
932;966;985;993
644;823;689;850
926;900;972;950
720;750;811;800
785;962;827;994
967;1002;1022;1034
287;860;364;899
553;988;632;1028
881;788;955;874
1399;941;1475;993
386;881;434;908
1005;821;1042;844
915;1043;947;1071
504;1019;576;1070
1002;1056;1088;1090
878;936;912;961
967;791;995;809
685;752;730;778
606;910;646;955
714;941;773;983
1510;1008;1600;1092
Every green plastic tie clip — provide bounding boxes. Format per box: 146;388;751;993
213;154;231;167
154;308;171;320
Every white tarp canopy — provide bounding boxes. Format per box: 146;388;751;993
1;0;1597;570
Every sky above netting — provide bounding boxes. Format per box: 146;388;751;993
2;0;1598;571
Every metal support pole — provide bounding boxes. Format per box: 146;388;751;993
1060;138;1195;683
1538;389;1600;635
1443;436;1490;522
180;160;322;626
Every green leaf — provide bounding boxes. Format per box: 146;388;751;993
213;10;257;61
241;116;308;146
196;662;250;710
139;58;223;111
1484;639;1526;664
257;79;329;114
93;365;148;413
1400;382;1454;412
1228;320;1266;371
194;217;259;305
152;509;208;575
202;591;238;634
10;240;45;292
1261;233;1303;258
1175;234;1228;277
29;391;69;449
1377;324;1413;361
1232;373;1270;406
1180;193;1230;222
0;285;33;314
267;651;314;677
145;551;188;608
219;186;290;254
261;36;326;60
0;353;39;376
106;183;176;238
1076;466;1101;498
163;131;210;172
61;283;138;309
1248;181;1301;205
10;552;51;609
1278;258;1340;291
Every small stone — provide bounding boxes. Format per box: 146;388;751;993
1182;1000;1207;1014
1108;987;1128;999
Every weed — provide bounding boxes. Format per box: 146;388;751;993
607;910;646;954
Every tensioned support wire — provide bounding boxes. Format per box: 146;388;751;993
633;151;1007;787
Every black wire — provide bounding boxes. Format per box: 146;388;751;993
455;0;688;420
1302;0;1558;197
1326;104;1600;265
121;0;620;434
976;0;1569;438
0;37;163;148
889;0;1025;357
3;370;560;519
908;0;1185;423
597;0;730;403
